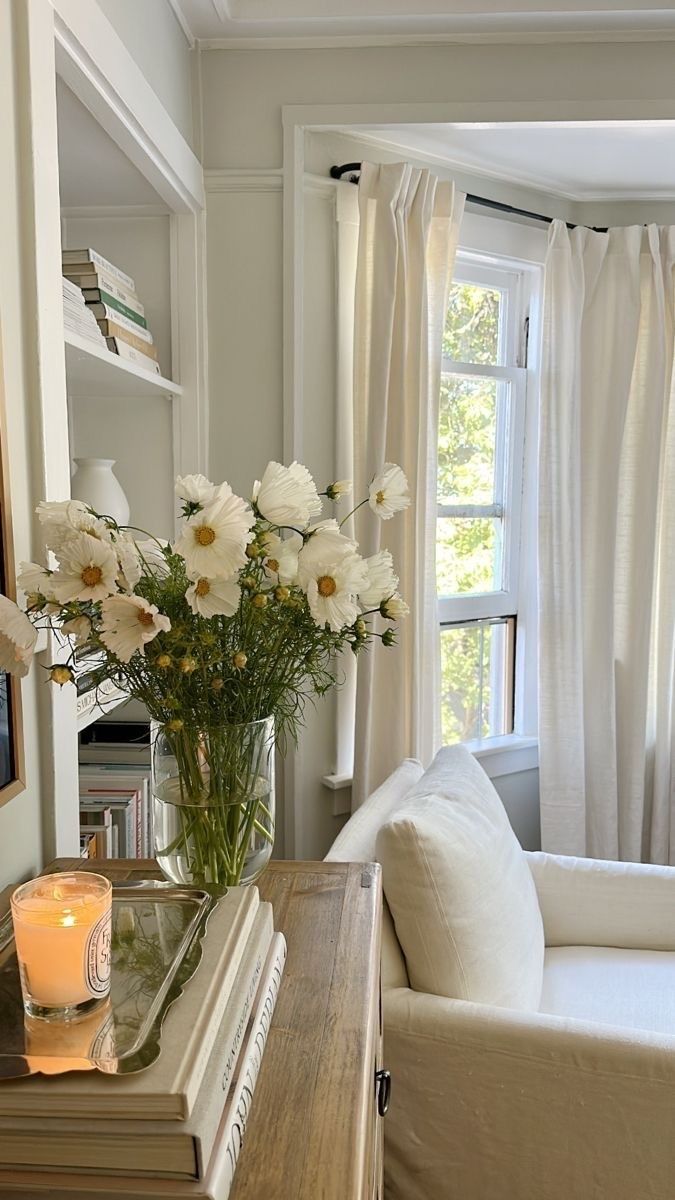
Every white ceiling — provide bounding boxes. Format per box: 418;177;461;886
352;122;675;200
174;0;675;42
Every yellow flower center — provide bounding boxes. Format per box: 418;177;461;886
375;489;385;505
195;578;211;597
317;575;337;597
195;525;216;546
137;610;155;627
81;565;102;587
267;558;279;573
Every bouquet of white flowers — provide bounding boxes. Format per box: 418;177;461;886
0;460;410;887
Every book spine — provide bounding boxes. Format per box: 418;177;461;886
92;307;153;344
213;934;287;1199
95;291;147;329
105;338;160;375
100;323;157;357
69;275;144;314
62;250;135;291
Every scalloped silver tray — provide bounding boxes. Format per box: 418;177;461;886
0;881;217;1079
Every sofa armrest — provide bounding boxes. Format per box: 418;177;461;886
382;986;675;1200
525;850;675;949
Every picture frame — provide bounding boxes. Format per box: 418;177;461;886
0;321;25;806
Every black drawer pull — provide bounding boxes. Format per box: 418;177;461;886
375;1068;391;1116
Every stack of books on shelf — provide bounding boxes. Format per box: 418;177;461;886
62;277;108;349
62;247;161;377
0;887;286;1200
79;719;152;860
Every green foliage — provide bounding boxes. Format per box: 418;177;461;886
439;282;506;744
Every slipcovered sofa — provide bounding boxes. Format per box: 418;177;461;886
326;746;675;1200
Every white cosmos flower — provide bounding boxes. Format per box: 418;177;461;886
112;531;142;593
368;463;411;520
175;473;225;508
0;596;37;678
381;593;410;620
174;492;254;581
186;576;241;618
17;561;56;602
61;615;93;646
253;461;322;528
359;549;399;610
36;500;112;557
305;553;369;633
100;595;171;663
326;480;352;501
297;520;356;589
50;533;119;603
262;532;302;586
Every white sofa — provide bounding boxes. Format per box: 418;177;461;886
326;747;675;1200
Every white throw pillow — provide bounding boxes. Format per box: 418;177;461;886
376;745;545;1011
325;758;424;864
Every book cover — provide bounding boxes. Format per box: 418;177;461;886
0;933;287;1200
0;889;262;1122
65;274;144;314
105;338;161;376
89;306;154;344
97;321;158;357
0;910;276;1181
61;250;135;291
84;291;147;329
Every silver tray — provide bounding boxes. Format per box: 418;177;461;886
0;881;217;1079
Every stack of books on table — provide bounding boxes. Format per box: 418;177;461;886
62;248;161;377
0;887;286;1200
62;276;108;349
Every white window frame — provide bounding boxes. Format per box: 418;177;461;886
438;252;530;737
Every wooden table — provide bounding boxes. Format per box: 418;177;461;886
10;858;385;1200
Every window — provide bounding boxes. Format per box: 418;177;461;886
437;257;528;744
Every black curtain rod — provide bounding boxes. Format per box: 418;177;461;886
329;163;608;232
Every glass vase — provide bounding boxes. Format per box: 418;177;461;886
152;716;275;890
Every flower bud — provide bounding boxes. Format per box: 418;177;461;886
326;480;352;501
380;593;410;621
166;718;184;732
382;628;397;647
232;651;248;670
179;656;197;674
156;653;172;670
245;542;262;559
274;586;290;603
242;575;257;591
252;593;268;609
211;676;224;691
355;618;367;635
50;665;74;687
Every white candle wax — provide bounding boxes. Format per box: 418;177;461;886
11;873;112;1011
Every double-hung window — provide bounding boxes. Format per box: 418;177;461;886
437;255;528;744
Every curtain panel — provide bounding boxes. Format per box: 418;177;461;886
539;219;675;863
349;162;465;808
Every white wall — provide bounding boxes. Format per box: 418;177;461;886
97;0;196;151
199;38;675;858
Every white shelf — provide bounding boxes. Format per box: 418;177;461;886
76;679;129;732
64;329;183;399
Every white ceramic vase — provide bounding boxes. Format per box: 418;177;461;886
71;458;130;526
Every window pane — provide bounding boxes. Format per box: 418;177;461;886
440;620;512;743
443;281;501;366
438;375;499;505
436;517;503;596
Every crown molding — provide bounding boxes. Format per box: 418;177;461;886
166;0;196;49
195;28;675;49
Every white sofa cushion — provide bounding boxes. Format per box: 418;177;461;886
540;945;675;1035
376;745;545;1010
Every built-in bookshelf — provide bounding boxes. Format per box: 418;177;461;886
49;54;207;858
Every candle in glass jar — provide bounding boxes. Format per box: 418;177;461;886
11;872;112;1020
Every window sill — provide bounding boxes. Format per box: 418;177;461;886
322;734;538;795
463;734;539;778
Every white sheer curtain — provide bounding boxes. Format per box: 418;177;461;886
347;162;465;808
539;219;675;863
